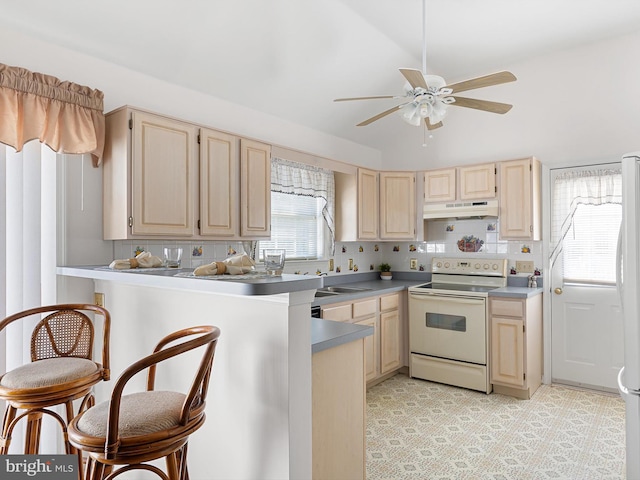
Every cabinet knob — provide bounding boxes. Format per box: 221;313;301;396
554;287;563;295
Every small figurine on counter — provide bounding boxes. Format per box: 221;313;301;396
510;266;517;275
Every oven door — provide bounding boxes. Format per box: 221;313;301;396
409;291;487;364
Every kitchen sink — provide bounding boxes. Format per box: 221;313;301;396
314;290;341;298
314;286;373;298
320;286;373;293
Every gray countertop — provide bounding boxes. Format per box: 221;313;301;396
312;274;543;304
311;318;374;353
489;286;544;298
57;266;542;300
57;265;323;296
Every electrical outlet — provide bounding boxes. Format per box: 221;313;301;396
329;258;334;271
94;292;105;307
348;258;354;270
516;261;534;273
410;258;418;270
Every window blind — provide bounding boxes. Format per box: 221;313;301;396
260;192;322;260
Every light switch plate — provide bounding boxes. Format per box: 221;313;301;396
516;260;534;273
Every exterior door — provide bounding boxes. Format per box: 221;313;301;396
550;165;623;391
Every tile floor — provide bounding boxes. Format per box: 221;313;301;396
366;374;626;480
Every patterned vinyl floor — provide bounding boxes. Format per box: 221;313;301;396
366;374;626;480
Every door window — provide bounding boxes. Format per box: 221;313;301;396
562;203;621;285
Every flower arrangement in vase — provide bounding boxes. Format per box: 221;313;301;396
378;262;392;280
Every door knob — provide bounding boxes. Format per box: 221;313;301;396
554;287;563;295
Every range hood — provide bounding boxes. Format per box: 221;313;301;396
423;199;499;220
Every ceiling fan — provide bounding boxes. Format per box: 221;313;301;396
334;0;516;130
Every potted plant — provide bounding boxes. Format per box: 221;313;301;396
378;262;392;280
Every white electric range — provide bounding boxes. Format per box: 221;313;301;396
408;257;508;393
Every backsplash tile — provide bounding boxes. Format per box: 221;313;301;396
112;218;543;277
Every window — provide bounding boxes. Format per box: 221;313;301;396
259;158;335;261
551;165;622;285
259;191;326;260
562;203;621;284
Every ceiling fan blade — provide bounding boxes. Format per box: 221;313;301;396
447;71;517;94
399;68;428;90
450;96;513;114
426;118;443;130
357;103;410;126
334;95;397;102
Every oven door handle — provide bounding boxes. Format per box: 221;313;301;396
409;293;486;305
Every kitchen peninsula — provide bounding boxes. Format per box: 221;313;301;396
57;266;365;480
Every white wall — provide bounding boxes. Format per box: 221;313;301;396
0;26;381;170
386;30;640;170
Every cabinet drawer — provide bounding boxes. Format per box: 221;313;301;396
352;298;377;318
491;298;524;318
380;293;399;312
322;304;352;322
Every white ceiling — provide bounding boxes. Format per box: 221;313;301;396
3;0;640;167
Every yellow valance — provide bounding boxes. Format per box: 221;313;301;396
0;63;105;166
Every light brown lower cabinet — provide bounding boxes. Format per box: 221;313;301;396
321;292;403;386
490;295;543;399
312;338;365;480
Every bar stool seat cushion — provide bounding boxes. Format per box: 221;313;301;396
0;357;98;389
76;391;185;438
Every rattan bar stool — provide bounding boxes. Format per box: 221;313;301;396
68;325;220;480
0;304;111;464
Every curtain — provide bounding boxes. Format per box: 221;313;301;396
271;157;336;255
550;166;622;265
1;142;60;452
0;63;105;166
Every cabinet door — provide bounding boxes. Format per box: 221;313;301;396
490;316;525;387
379;172;416;239
131;111;198;236
459;163;496;200
380;309;401;374
356;315;379;382
240;139;271;238
199;129;239;237
499;158;532;239
357;168;378;239
424;168;456;202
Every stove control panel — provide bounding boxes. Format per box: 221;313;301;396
431;257;507;277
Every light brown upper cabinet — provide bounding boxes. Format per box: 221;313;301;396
357;168;379;240
103;109;198;239
336;169;417;241
498;157;541;240
240;139;271;238
335;168;378;241
424;163;496;203
199;128;239;237
103;107;271;240
458;163;496;200
424;167;456;203
379;171;416;240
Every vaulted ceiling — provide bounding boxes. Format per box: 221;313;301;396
3;0;640;168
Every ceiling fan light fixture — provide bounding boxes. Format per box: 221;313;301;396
400;103;422;126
